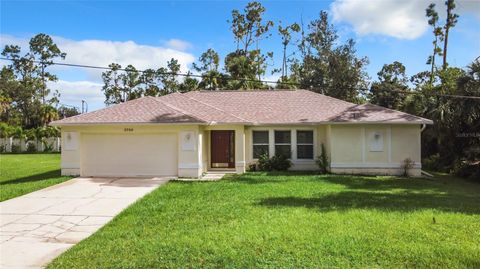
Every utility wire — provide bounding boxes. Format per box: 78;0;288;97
0;57;299;86
1;57;479;100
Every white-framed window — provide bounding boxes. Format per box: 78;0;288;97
296;130;314;159
252;130;269;158
274;130;291;158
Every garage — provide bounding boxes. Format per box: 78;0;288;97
81;133;177;177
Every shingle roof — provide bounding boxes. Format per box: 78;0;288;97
51;90;433;125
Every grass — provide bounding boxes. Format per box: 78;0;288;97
48;172;480;268
0;153;72;201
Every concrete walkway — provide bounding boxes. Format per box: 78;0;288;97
0;177;170;269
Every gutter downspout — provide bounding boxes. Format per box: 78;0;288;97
421;124;426;132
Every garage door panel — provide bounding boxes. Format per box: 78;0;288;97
81;133;177;177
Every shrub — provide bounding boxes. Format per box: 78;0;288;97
257;153;292;171
422;154;446;172
0;144;5;153
42;138;54;152
11;144;20;153
401;158;415;177
452;160;480;181
257;153;272;171
26;142;37;153
247;162;257;172
316;143;329;174
0;123;13;138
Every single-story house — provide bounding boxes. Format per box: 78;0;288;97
51;90;432;178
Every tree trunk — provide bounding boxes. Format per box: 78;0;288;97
443;6;451;70
443;28;449;70
430;38;437;84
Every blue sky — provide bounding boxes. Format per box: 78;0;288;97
1;0;479;111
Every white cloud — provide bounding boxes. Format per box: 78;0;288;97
0;34;196;80
164;38;193;51
331;0;429;39
330;0;480;40
1;34;197;110
48;80;104;111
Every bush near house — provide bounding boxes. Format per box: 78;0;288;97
257;153;292;171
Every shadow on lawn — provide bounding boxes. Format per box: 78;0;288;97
227;171;323;184
0;169;61;185
257;191;480;214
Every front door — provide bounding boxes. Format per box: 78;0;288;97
211;130;235;168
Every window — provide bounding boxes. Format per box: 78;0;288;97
275;130;291;158
297;130;314;159
252;131;269;158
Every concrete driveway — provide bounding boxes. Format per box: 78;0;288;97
0;177;170;269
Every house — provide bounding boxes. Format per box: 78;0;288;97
51;90;433;178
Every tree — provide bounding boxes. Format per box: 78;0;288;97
193;49;226;90
57;106;80;119
455;60;480;161
425;3;444;84
228;1;274;53
158;58;181;95
178;72;199;93
294;11;369;102
442;0;459;70
225;1;274;89
141;68;161;96
277;22;300;79
101;63;124;105
1;34;65;128
39;105;59;126
119;65;142;100
29;34;66;104
224;50;267;89
369;61;408;109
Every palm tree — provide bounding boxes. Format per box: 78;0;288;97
40;105;59;126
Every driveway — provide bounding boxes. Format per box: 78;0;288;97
0;177;170;269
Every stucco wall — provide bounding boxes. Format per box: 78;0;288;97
60;124;203;178
329;124;422;176
60;123;422;178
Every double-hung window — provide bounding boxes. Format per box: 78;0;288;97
274;130;291;158
252;131;269;158
297;130;314;159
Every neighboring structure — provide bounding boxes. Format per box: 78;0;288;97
51;90;432;178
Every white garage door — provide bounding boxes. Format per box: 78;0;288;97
81;133;177;177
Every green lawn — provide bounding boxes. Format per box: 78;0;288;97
0;153;72;201
48;172;480;268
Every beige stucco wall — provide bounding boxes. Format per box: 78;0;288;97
329;124;422;176
60;124;203;178
60;123;422;178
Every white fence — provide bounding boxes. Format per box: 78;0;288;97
0;137;61;153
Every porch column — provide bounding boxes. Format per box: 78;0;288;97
235;126;246;174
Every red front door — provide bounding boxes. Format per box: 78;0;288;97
211;131;235;168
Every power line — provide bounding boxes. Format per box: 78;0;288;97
1;57;479;100
0;57;299;86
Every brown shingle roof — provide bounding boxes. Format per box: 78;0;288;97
51;90;433;125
